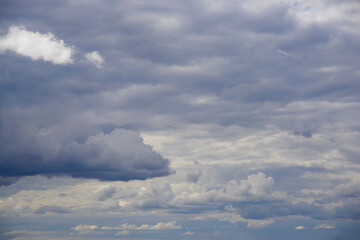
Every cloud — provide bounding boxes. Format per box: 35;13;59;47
72;225;98;235
3;230;46;236
0;0;360;239
72;225;98;231
317;65;346;73
0;26;74;65
95;185;116;201
102;221;182;231
135;183;174;208
0;128;173;181
295;224;336;230
183;231;195;235
85;51;104;68
224;172;275;200
186;171;202;183
115;230;129;236
209;210;275;229
314;224;335;229
246;218;275;228
291;130;316;138
34;205;71;214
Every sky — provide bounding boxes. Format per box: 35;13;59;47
0;0;360;239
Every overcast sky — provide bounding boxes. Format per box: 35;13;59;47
0;0;360;239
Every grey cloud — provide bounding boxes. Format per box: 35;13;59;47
0;176;19;186
34;205;71;214
233;201;328;220
333;201;360;220
0;1;359;237
186;171;202;183
0;128;173;181
291;130;316;138
135;183;174;208
96;185;116;201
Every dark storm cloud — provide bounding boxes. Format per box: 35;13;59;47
0;127;173;181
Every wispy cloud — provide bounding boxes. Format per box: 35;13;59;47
102;221;182;231
314;224;335;229
85;51;104;68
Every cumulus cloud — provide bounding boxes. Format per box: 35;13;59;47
295;225;306;230
0;26;74;65
135;183;174;208
224;172;275;200
85;51;104;68
0;128;173;181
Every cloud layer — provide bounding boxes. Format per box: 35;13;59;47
0;0;359;239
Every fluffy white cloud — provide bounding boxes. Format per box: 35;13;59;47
85;51;104;68
226;172;275;198
0;26;74;65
